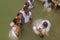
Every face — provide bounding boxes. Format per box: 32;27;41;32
17;14;21;20
24;9;29;14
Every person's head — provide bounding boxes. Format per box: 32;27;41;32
13;18;20;25
23;6;29;14
16;19;20;24
43;21;48;28
30;0;33;2
25;2;29;7
48;0;52;3
17;13;21;20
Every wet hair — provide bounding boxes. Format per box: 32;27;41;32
16;12;22;17
23;6;28;10
43;21;48;28
17;13;20;16
25;2;29;6
13;18;18;24
13;18;20;24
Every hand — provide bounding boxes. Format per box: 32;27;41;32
45;31;49;36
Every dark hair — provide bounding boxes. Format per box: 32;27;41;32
23;6;28;10
17;13;20;16
13;18;20;24
13;18;18;24
25;2;29;5
17;12;22;16
43;22;48;28
48;0;51;2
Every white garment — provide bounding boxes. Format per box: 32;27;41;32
38;20;51;32
33;26;39;35
9;21;18;40
28;0;34;9
19;10;32;23
10;22;14;27
44;0;52;8
9;27;18;40
58;0;60;5
10;22;17;37
10;22;17;38
33;20;51;35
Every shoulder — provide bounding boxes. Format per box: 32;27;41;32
37;24;43;29
10;21;14;27
10;18;17;27
29;11;32;15
19;10;24;14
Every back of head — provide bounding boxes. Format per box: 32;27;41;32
48;0;52;3
17;13;20;16
43;21;48;28
13;18;20;24
23;6;28;10
13;18;17;24
25;2;29;5
24;2;29;8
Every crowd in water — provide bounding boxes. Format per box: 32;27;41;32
9;0;34;39
39;0;60;12
9;0;60;40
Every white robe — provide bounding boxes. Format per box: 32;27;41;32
33;20;51;35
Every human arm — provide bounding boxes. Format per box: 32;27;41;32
37;28;43;36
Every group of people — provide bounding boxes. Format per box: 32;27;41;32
9;0;34;39
39;0;60;12
9;0;52;40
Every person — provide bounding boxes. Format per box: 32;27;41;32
27;0;34;9
9;13;22;39
44;0;53;12
56;0;60;10
33;20;51;38
18;6;32;25
52;0;58;8
24;2;30;10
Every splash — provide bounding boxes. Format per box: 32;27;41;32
32;19;43;35
8;30;18;40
